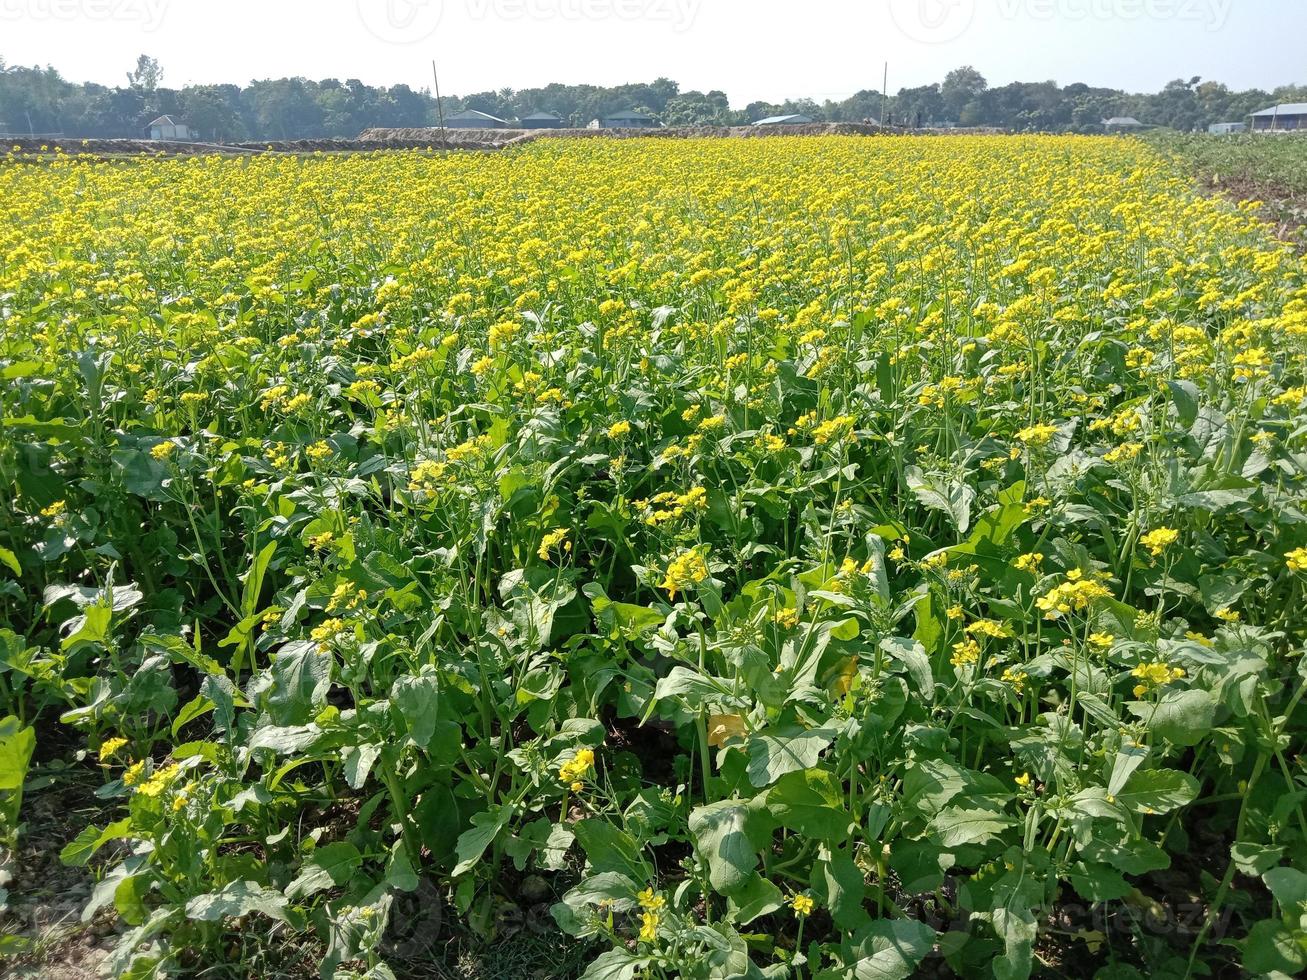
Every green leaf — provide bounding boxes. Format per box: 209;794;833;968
265;641;331;726
929;807;1015;847
1067;862;1131;902
452;805;515;878
0;546;20;577
745;727;835;787
172;695;214;739
560;871;640;913
248;723;322;754
342;743;381;790
817;846;868;930
880;636;933;697
1114;769;1199;815
1231;842;1284;877
391;667;440;749
240;541;277;620
60;819;131;867
689;800;758;895
572;819;649;883
889;840;953;896
286;842;362;900
848;918;936;980
901;759;966;817
1107;743;1149;796
763;768;851;841
1127;690;1216;747
1263;866;1307;908
1242;918;1307;975
652;666;733;710
906;466;975;534
1166;379;1200;427
0;717;35;792
114;874;151;926
185;880;290;923
579;949;652;980
727;873;783;925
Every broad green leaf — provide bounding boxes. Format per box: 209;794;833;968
286;842;362;900
185;880;290;923
1114;769;1199;815
1127;690;1216;747
745;727;835;787
560;871;640;913
906;465;975;534
1263;866;1307;908
573;819;649;883
848;918;936;980
689;800;758;895
764;768;851;841
1242;918;1307;975
579;949;652;980
817;846;868;930
114;874;151;926
929;807;1016;847
391;667;440;748
265;641;331;725
727;873;783;925
452;805;515;877
1231;842;1284;877
60;819;131;867
880;636;933;697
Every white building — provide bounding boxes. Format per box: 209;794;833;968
148;115;195;141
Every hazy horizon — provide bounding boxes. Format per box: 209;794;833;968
0;0;1303;108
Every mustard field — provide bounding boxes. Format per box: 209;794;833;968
2;136;1307;978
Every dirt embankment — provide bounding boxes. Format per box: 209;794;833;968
2;135;509;157
3;122;903;160
360;122;891;144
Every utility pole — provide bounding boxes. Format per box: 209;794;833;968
881;62;889;128
432;59;447;144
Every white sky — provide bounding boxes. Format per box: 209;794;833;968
1;0;1302;106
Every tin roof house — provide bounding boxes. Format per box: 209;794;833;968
753;114;815;126
148;115;195;141
1102;116;1144;132
1250;104;1307;132
521;111;565;129
588;109;662;130
446;109;512;129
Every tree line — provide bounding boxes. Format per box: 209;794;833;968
1;55;1303;140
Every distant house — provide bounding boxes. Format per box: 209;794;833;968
1208;122;1246;135
1102;116;1144;132
521;111;565;130
752;114;815;127
588;109;662;130
446;109;511;130
1250;103;1307;132
148;115;195;141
